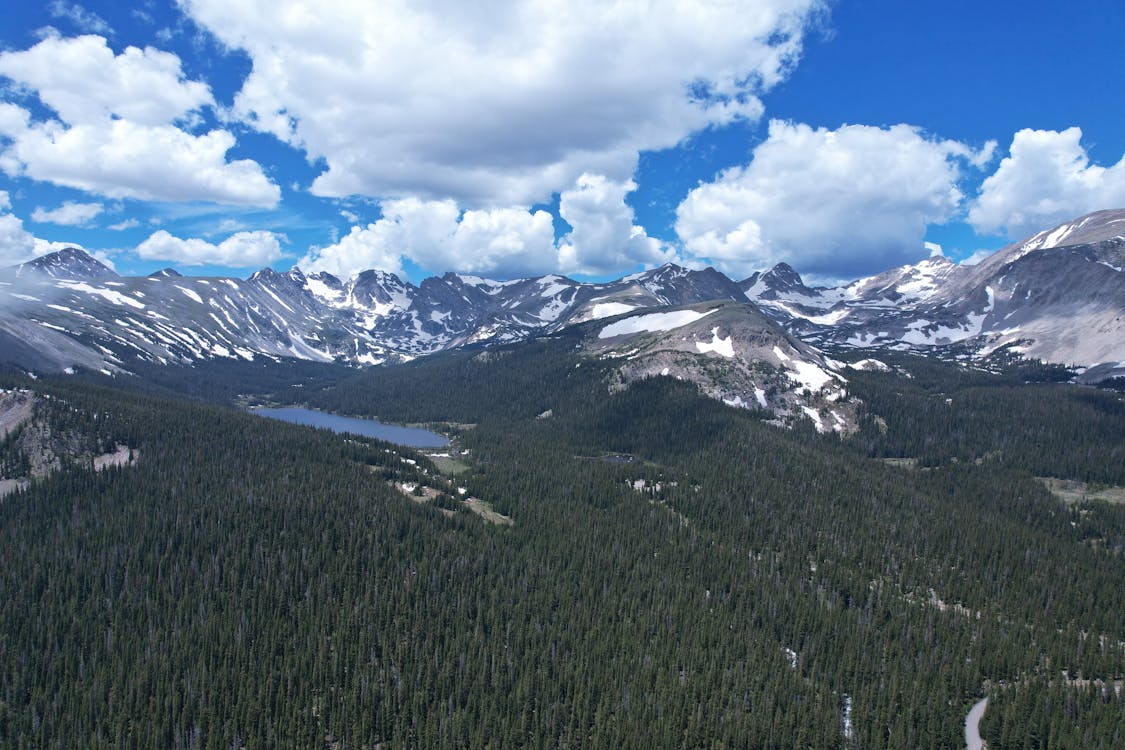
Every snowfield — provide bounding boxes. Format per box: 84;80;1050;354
59;281;145;309
787;360;836;392
589;302;639;320
695;327;735;357
598;309;715;339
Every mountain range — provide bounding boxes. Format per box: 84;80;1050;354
1;209;1122;397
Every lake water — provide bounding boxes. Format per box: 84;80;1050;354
253;407;449;448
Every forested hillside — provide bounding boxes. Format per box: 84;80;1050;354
0;343;1121;747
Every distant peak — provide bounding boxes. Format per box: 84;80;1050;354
916;255;954;268
307;270;341;285
149;267;182;278
248;267;284;282
650;262;688;276
355;268;405;284
759;262;809;290
18;247;117;280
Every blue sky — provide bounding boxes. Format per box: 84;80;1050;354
1;0;1123;284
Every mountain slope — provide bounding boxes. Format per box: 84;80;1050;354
584;301;854;431
1;209;1122;378
742;210;1125;372
0;255;748;371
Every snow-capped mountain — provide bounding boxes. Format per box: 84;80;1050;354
0;255;397;372
1;209;1121;380
0;253;749;373
584;301;856;432
741;210;1125;374
16;247;118;280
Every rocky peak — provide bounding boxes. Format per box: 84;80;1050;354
15;247;117;280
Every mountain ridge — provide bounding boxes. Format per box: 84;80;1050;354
1;210;1122;383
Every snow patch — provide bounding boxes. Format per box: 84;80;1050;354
305;276;343;304
801;406;826;432
59;281;145;309
46;304;95;319
848;358;890;372
695;327;734;357
538;282;570;297
589;302;638;320
786;360;835;392
771;301;851;325
598;309;715;339
177;286;203;304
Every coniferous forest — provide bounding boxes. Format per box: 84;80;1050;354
0;335;1122;748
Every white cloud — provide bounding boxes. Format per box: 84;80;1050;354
135;229;285;266
216;218;248;234
0;34;210;127
0;34;279;207
557;174;675;275
31;200;103;226
924;241;944;257
301;198;555;280
0;190;89;266
959;248;995;266
0;213;37;267
300;224;406;280
183;0;825;206
0;114;280;206
968;127;1125;238
107;218;139;230
674;120;993;279
48;2;112;36
302;173;668;279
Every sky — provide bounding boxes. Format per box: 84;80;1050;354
0;0;1123;285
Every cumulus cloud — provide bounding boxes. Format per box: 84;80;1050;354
674;120;994;279
0;33;210;126
557;174;676;275
0;190;89;266
301;199;555;280
183;0;825;206
968;127;1125;238
301;174;668;279
135;229;285;266
0;34;279;206
0;197;37;267
31;201;103;226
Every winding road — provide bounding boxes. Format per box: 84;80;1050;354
965;697;988;750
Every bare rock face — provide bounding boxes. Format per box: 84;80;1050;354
0;389;139;497
584;302;857;433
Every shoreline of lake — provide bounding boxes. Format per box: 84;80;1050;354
251;406;449;448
